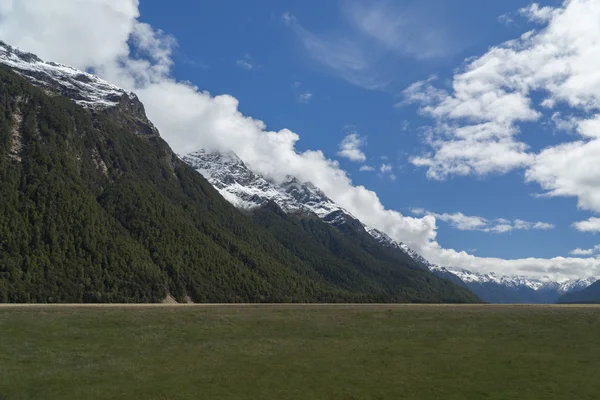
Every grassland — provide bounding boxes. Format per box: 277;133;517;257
0;305;599;400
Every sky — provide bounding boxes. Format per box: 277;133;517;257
2;0;600;280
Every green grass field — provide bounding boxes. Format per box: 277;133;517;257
1;305;599;400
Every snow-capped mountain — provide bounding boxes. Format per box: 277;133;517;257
0;41;133;109
430;265;597;304
4;39;593;305
432;265;596;292
183;150;353;221
185;149;598;303
182;150;304;213
0;41;158;137
183;149;414;253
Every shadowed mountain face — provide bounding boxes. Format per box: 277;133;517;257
0;43;478;304
558;280;600;304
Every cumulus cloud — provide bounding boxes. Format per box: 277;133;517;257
404;0;600;182
359;165;375;172
0;0;138;70
570;245;600;256
337;133;367;162
573;217;600;233
519;3;558;23
380;164;392;173
411;209;554;233
378;164;396;181
3;0;600;280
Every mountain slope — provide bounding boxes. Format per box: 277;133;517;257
431;266;596;304
183;150;427;270
183;143;599;304
251;202;478;303
183;149;478;302
558;280;600;304
0;43;477;303
0;65;341;302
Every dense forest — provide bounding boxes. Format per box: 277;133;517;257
0;67;478;303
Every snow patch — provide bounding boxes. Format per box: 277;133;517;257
0;41;131;109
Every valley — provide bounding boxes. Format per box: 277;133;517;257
1;304;599;399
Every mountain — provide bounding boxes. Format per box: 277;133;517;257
431;266;596;304
183;150;478;303
0;41;477;303
183;149;428;267
183;150;355;220
558;280;600;304
182;149;600;304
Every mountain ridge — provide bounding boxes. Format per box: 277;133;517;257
184;148;597;303
0;41;477;304
431;266;596;304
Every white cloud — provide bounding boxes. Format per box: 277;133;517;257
236;54;256;70
338;133;367;162
551;112;578;132
284;0;465;90
340;0;459;60
519;3;558;23
405;0;600;182
4;0;600;280
498;13;514;26
0;0;138;69
411;209;554;233
412;209;488;231
380;164;392;173
291;82;312;103
297;91;312;104
573;217;600;233
359;165;375;172
378;164;396;180
570;245;600;256
284;13;387;90
526;140;600;213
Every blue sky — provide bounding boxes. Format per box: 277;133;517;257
3;0;600;279
134;0;591;260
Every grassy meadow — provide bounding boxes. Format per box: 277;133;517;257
0;304;599;399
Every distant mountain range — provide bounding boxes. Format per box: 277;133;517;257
558;280;600;304
431;266;596;304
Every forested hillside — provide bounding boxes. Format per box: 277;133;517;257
252;202;477;303
0;66;477;303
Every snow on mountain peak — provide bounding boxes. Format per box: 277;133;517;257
182;150;306;213
184;150;383;235
0;41;133;109
431;265;596;293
